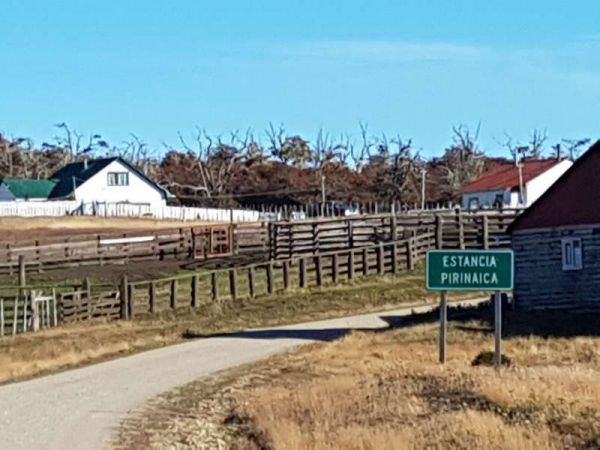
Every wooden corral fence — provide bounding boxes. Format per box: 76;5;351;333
0;222;270;275
269;210;521;260
124;232;436;317
0;230;437;335
0;288;60;336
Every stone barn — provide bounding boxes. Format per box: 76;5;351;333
508;140;600;309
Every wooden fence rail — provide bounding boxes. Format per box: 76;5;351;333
0;222;270;275
125;232;437;316
269;210;519;260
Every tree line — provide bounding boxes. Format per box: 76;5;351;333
0;123;590;207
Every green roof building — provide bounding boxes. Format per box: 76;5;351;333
0;179;59;201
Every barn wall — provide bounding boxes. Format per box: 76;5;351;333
512;226;600;309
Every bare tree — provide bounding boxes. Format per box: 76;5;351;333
439;125;486;201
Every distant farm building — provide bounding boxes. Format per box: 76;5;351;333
0;157;172;208
462;159;572;209
508;140;600;309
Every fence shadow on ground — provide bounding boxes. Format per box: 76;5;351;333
183;301;600;343
181;302;491;343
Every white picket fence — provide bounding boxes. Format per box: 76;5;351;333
0;201;261;223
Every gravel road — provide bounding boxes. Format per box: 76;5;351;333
0;299;481;450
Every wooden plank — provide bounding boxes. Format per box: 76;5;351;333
267;262;274;294
348;250;355;280
315;255;323;286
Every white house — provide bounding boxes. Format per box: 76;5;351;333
462;159;573;209
49;157;173;207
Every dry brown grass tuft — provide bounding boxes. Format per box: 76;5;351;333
114;313;600;450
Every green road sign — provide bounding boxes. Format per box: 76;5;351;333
426;250;514;291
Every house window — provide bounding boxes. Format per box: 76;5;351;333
468;197;479;210
493;194;504;209
562;237;583;271
107;172;129;186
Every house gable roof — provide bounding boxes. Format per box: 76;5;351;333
508;140;600;233
49;157;173;199
0;179;59;199
463;159;562;193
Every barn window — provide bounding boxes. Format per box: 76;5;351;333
107;172;129;186
562;237;583;271
468;198;479;210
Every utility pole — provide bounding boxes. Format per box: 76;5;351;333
421;168;427;210
320;174;326;217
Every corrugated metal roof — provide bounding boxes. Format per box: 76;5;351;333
1;179;58;199
463;160;561;193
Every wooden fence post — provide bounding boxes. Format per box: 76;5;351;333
119;275;129;320
315;255;323;286
282;260;290;291
391;242;398;274
406;239;415;271
332;253;339;284
0;298;4;337
267;261;274;294
457;210;465;249
211;272;218;301
170;279;177;309
347;220;354;249
83;277;92;320
377;244;385;275
482;215;490;250
362;248;369;276
149;282;156;313
299;258;307;288
248;266;256;298
229;269;238;300
18;255;26;288
191;275;199;307
128;283;135;319
348;249;355;280
435;215;444;249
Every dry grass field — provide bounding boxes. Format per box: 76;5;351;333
0;271;472;384
0;216;215;241
114;309;600;450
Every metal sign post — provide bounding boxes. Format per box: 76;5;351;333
426;250;514;366
494;291;502;368
439;291;447;364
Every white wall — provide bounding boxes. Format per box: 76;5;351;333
462;189;510;209
74;160;166;207
462;160;573;209
524;159;572;206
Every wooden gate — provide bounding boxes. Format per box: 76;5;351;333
191;225;234;259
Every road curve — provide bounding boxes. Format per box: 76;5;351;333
0;299;482;450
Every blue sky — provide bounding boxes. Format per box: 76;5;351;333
1;1;599;157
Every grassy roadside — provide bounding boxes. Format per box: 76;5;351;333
114;310;600;450
0;268;481;384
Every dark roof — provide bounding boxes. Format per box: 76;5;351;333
49;157;172;199
509;140;600;232
0;179;58;199
463;160;562;193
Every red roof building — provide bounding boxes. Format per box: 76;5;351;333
508;141;600;310
462;159;572;209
